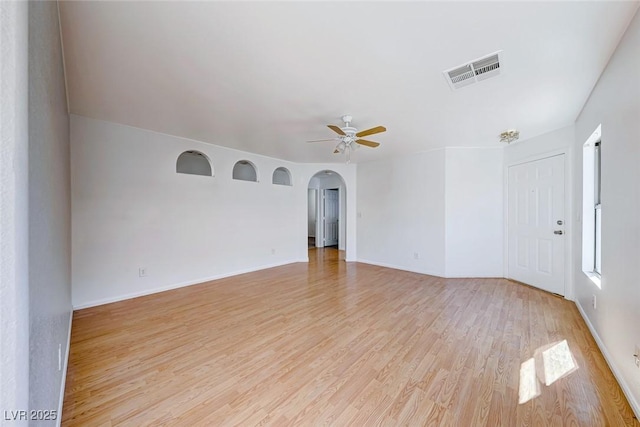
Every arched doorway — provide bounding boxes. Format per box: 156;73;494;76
307;170;347;253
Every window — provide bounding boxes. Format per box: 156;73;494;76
272;167;292;186
594;142;601;275
582;125;601;287
232;160;257;182
176;151;212;176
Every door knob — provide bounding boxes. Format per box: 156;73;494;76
554;230;563;235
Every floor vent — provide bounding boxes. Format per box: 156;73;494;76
443;51;502;90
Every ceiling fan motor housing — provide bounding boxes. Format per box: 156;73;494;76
341;127;357;137
341;114;357;137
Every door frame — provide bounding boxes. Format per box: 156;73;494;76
503;147;574;300
307;188;317;243
307;170;347;253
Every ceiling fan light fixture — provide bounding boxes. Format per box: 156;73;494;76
308;115;386;162
500;129;520;144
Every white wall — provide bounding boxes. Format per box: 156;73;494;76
572;9;640;416
71;116;358;308
71;116;303;308
357;149;446;276
28;1;73;421
0;0;30;419
445;147;503;277
357;147;504;278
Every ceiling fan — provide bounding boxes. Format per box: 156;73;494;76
307;115;386;162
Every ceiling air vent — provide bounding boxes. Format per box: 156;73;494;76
443;51;502;90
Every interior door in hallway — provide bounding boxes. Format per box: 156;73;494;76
323;189;339;247
508;154;565;295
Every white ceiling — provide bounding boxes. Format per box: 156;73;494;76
59;1;639;164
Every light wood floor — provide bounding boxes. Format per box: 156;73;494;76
63;248;638;426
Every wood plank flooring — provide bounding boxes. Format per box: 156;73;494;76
62;248;638;426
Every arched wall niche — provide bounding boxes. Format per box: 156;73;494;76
272;167;292;186
176;150;213;177
232;160;258;182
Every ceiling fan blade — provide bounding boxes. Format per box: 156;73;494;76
356;126;386;138
306;138;338;143
327;125;346;136
356;139;381;148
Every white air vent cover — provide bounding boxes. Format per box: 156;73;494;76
443;51;502;90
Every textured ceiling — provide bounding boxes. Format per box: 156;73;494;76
59;1;639;163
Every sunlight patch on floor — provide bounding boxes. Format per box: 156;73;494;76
518;357;540;404
540;339;578;386
519;339;578;404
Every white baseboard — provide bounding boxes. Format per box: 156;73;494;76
575;300;640;419
444;274;505;279
73;259;301;310
356;258;444;277
57;310;73;427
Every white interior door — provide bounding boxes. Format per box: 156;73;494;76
323;189;339;247
508;155;565;295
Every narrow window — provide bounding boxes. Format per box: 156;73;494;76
232;160;257;182
594;142;601;275
272;167;292;186
582;125;601;287
176;151;212;176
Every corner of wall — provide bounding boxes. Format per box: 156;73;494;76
28;0;73;418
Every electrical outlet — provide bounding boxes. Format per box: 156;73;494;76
592;294;596;310
413;252;420;260
139;267;147;277
58;344;62;371
271;248;276;255
635;346;640;368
